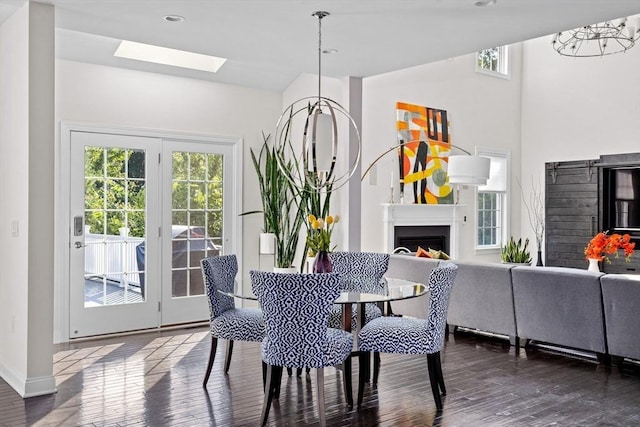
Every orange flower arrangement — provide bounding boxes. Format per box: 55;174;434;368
584;231;635;263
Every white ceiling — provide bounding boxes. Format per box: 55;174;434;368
2;0;640;91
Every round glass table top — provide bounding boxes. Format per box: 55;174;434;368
220;276;428;304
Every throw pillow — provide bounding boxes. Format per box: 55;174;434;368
416;246;432;258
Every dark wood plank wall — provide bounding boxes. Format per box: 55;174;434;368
545;153;640;273
545;160;598;269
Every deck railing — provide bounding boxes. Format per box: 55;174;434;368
84;227;143;286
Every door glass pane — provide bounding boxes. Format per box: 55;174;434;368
84;147;146;306
171;151;223;298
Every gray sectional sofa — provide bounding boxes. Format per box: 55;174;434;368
385;254;640;363
600;274;640;362
511;266;607;358
447;261;517;345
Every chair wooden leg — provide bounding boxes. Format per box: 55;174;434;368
427;353;443;411
357;351;370;406
363;354;371;381
316;368;326;427
262;361;267;391
274;365;283;400
224;340;234;373
202;336;218;387
343;356;353;407
373;352;381;385
294;367;310;376
261;364;277;426
433;351;446;396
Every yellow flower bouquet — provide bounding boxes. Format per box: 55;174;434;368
306;214;339;256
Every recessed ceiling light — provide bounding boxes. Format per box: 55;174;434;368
474;0;496;6
114;40;227;73
164;15;185;23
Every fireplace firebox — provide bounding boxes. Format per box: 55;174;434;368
394;225;450;253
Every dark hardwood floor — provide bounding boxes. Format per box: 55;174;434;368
2;327;640;426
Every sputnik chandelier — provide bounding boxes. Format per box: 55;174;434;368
274;11;361;192
552;16;640;57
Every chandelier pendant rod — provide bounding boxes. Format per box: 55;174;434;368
313;11;329;107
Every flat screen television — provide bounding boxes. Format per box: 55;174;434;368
603;167;640;235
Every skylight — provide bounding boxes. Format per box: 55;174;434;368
114;40;227;73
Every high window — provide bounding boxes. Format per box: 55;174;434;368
476;46;510;78
476;151;509;251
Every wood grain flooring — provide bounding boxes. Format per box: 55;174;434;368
2;327;640;426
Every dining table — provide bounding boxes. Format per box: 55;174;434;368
221;276;429;344
221;274;428;404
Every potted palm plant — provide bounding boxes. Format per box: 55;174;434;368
243;132;307;271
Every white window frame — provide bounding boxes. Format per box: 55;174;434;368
475;149;509;253
475;45;510;79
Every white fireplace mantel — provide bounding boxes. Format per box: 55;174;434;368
383;203;464;259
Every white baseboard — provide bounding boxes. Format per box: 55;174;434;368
0;363;57;398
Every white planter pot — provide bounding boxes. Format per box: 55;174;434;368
305;256;316;273
273;267;297;274
259;232;276;254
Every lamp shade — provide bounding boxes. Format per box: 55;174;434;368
311;111;334;173
447;155;491;185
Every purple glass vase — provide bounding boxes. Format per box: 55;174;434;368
313;251;333;273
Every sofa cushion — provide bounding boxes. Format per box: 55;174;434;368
511;266;606;353
447;261;517;337
601;274;640;360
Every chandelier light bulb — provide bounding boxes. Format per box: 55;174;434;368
627;25;636;40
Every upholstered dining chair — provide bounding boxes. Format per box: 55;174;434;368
356;261;458;410
201;255;265;387
323;251;390;382
328;251;390;330
250;270;354;427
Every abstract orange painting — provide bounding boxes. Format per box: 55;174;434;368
396;102;453;204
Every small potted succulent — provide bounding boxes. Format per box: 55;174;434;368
500;237;532;265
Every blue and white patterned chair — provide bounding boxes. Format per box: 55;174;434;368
326;251;390;382
250;270;354;427
328;251;390;330
201;255;264;387
357;262;458;410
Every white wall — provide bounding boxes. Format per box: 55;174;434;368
0;1;56;397
0;0;30;393
55;60;282;337
361;45;524;261
520;34;640;252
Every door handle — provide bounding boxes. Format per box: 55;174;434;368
74;241;84;249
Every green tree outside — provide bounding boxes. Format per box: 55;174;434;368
84;147;224;243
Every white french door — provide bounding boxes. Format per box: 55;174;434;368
160;140;235;325
67;128;239;338
69;131;161;338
